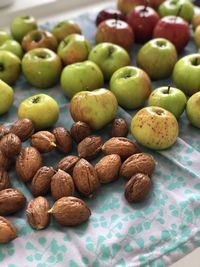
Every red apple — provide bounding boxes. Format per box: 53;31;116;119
148;0;165;9
117;0;148;14
127;5;160;43
153;16;190;52
96;9;126;26
95;19;134;50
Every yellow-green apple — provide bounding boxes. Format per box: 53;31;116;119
0;31;12;45
148;86;187;118
0;50;21;85
52;20;81;42
57;34;91;65
22;30;58;52
96;9;126;26
127;5;160;43
0;79;14;115
60;60;104;99
148;0;165;9
153;16;190;52
195;25;200;48
0;40;23;59
186;92;200;128
137;38;177;80
18;93;59;130
173;54;200;96
22;48;62;88
70;88;118;130
131;106;179;150
192;12;200;29
110;66;151;109
117;0;148;14
88;42;130;80
10;15;37;42
95;19;134;51
158;0;194;23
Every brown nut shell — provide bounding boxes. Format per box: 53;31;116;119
56;155;80;175
0;170;10;191
0;149;11;171
0;133;21;158
102;137;140;160
0;125;10;139
16;147;43;183
120;153;156;179
124;173;151;202
95;154;122;184
31;166;55;197
72;158;100;197
26;196;50;230
31;131;56;153
49;196;91;226
111;118;128;137
70;121;91;143
0;216;17;243
52;127;72;154
77;136;103;160
10;118;34;141
0;188;26;215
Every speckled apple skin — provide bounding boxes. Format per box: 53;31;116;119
131;106;179;150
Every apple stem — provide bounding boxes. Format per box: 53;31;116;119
175;5;183;22
114;13;118;27
167;86;170;94
142;1;148;12
32;96;40;104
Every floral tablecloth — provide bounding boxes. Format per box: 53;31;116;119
0;8;200;267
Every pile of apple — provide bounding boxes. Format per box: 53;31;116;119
0;0;200;152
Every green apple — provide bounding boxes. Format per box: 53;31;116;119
137;38;177;80
10;15;37;42
0;79;14;115
192;12;200;29
52;20;81;42
186;92;200;128
173;54;200;96
88;42;130;80
60;60;104;99
131;106;179;150
70;88;118;130
0;31;12;45
195;25;200;48
0;50;21;85
18;93;59;130
57;34;91;65
158;0;194;23
0;40;23;59
148;86;187;118
110;66;151;109
22;48;62;88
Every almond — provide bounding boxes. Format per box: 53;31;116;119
0;170;10;191
0;125;10;140
10;118;34;142
0;216;17;243
77;136;103;160
70;121;91;143
0;149;11;171
111;118;128;137
0;133;21;158
56;155;80;175
52;127;72;154
31;131;56;153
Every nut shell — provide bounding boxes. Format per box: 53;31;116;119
0;133;21;158
16;147;43;183
102;137;139;160
31;166;55;196
52;127;72;154
0;216;17;243
124;173;151;202
56;155;80;175
70;121;91;143
0;170;10;191
95;154;121;184
49;196;91;226
0;188;26;215
31;131;56;153
111;118;128;137
0;149;10;171
73;158;100;196
120;153;156;179
77;136;103;160
51;169;74;200
0;125;10;139
10;118;34;141
26;196;50;230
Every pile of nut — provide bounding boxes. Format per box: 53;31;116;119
0;118;156;243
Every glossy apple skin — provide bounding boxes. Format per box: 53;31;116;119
158;0;194;23
22;48;62;88
88;42;130;80
52;20;81;42
22;30;58;52
148;86;187;118
131;106;179;150
186;92;200;128
57;34;91;65
153;16;190;52
137;38;177;80
96;9;126;26
95;19;134;51
0;79;14;115
110;66;151;109
117;0;148;14
0;31;12;45
173;54;200;96
0;40;23;59
0;50;21;85
127;5;160;43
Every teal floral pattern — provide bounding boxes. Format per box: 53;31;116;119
0;7;200;267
